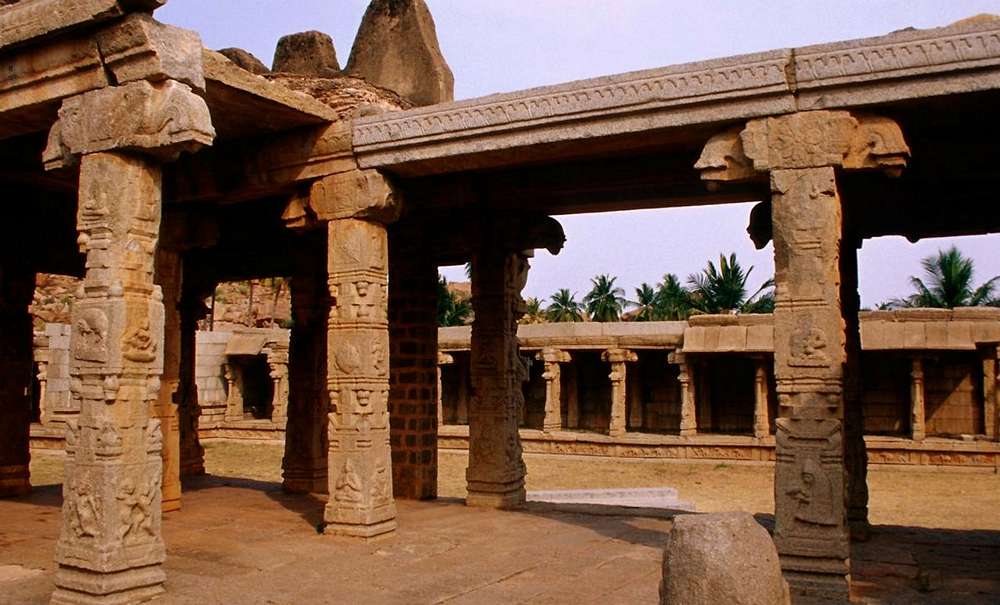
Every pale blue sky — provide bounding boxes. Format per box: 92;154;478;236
158;0;1000;308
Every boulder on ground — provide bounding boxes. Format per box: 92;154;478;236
218;48;270;75
346;0;453;107
660;512;790;605
272;31;340;77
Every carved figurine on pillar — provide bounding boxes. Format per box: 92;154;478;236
603;348;637;437
697;110;909;600
538;348;571;432
42;29;216;601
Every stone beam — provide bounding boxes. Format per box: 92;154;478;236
0;0;166;51
404;211;566;267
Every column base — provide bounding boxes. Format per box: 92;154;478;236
282;464;328;494
0;465;30;498
466;482;526;509
541;423;562;433
323;518;397;540
783;570;851;604
679;427;697;437
162;498;181;513
52;565;165;605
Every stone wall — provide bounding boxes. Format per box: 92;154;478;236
195;330;230;426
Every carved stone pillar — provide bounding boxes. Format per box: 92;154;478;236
538;348;571;432
841;234;869;540
753;356;771;438
325;218;396;537
43;56;215;602
603;348;637;438
565;363;579;429
178;290;207;477
35;337;51;426
266;341;290;425
981;346;998;441
282;234;329;494
223;361;243;421
697;110;909;600
153;248;182;512
628;359;644;430
467;248;530;508
0;262;34;498
669;352;697;437
910;357;926;441
437;352;454;427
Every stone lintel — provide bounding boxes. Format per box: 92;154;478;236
0;0;166;52
43;79;215;170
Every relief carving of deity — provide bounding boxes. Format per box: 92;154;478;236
789;324;829;367
122;319;157;363
75;309;109;362
67;474;100;539
786;456;836;527
334;459;363;504
117;476;157;543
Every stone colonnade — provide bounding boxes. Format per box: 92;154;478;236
697;110;910;599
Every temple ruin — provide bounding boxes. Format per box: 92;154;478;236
2;0;1000;602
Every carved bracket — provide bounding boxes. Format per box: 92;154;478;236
284;169;401;229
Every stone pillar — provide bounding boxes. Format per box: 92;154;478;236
603;348;638;438
753;356;771;438
538;348;571;432
696;359;713;431
628;359;644;430
437;352;454;427
981;347;998;441
282;235;330;494
565;363;579;429
0;262;34;498
670;352;697;437
42;64;215;603
266;341;289;425
324;218;396;537
456;364;470;425
388;230;438;500
35;338;50;426
223;361;243;420
841;235;869;541
697;110;909;600
153;249;182;512
910;356;926;441
178;291;207;477
466;248;530;508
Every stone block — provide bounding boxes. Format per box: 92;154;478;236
218;47;270;75
925;322;949;349
946;321;974;349
272;30;340;77
903;322;926;349
717;325;747;351
746;324;774;351
0;0;165;51
96;13;206;91
45;323;71;337
346;0;453;106
660;512;790;605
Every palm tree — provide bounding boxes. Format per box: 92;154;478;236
437;275;472;326
631;283;661;321
520;297;547;324
893;246;1000;308
584;274;627;322
657;273;694;320
546;289;585;322
687;253;774;314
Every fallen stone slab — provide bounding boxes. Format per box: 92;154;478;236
660;511;790;605
527;488;696;511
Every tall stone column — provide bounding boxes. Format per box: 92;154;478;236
467;248;530;508
42;75;215;603
628;360;644;430
697;110;909;599
841;234;869;540
0;262;34;498
981;347;997;441
266;342;290;425
670;352;697;437
282;235;330;494
325;218;396;537
437;352;454;426
178;290;207;477
753;356;771;438
565;363;579;429
153;249;182;512
388;228;439;500
910;357;926;441
603;348;637;438
538;348;570;432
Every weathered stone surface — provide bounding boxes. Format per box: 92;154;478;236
218;47;270;75
292;169;400;224
660;512;790;605
272;31;340;77
0;0;166;52
44;80;215;169
96;13;206;92
346;0;454;106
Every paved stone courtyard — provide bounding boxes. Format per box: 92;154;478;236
2;444;998;604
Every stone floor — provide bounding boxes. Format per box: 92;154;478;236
2;448;1000;604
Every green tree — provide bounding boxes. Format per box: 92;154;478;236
584;274;627;322
520;297;547;324
437;275;471;326
893;246;1000;308
687;253;774;314
631;283;661;321
657;273;694;320
546;289;585;322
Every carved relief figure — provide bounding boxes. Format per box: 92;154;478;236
334;460;363;504
123;319;157;362
96;423;124;458
75;309;109;362
370;464;390;506
117;476;157;543
786;457;836;526
790;324;829;367
67;475;100;539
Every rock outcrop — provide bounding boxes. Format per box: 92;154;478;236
272;30;340;77
218;47;270;75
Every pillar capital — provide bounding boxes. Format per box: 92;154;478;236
537;347;571;365
438;351;455;366
601;348;638;365
43;79;215;170
283;169;401;229
696;110;909;180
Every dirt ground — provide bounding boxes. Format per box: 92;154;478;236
29;442;1000;530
